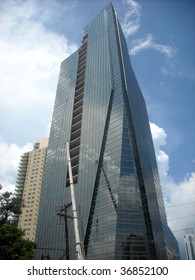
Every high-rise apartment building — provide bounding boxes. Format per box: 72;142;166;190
35;3;179;260
15;138;48;241
184;229;195;260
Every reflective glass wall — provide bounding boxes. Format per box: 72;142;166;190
35;3;179;260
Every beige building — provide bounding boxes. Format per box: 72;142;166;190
15;138;48;241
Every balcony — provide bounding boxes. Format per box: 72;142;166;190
71;121;82;134
70;146;80;158
66;32;88;188
72;112;82;126
75;79;84;91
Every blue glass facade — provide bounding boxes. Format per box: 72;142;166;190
35;3;180;260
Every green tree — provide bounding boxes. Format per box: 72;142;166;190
0;190;23;226
0;185;35;259
0;224;35;259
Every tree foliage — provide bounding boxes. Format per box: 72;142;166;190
0;185;35;259
0;224;35;260
0;190;23;226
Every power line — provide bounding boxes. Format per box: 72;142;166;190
173;228;195;233
162;181;195;191
162;188;195;194
166;201;195;208
163;194;195;200
167;214;195;221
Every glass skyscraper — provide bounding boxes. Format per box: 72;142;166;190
35;3;180;260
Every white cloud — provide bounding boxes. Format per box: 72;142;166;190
150;122;195;259
164;172;195;258
165;173;195;220
129;33;175;58
0;0;78;193
150;122;169;180
121;1;175;62
121;0;141;37
0;0;77;137
0;136;33;192
150;122;167;150
157;150;169;178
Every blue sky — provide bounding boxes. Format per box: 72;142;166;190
0;0;194;259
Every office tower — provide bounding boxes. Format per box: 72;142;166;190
35;3;179;260
15;138;48;241
184;229;195;260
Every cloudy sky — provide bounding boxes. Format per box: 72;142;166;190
0;0;194;259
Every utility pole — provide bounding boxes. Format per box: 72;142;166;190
66;141;85;260
56;203;72;260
